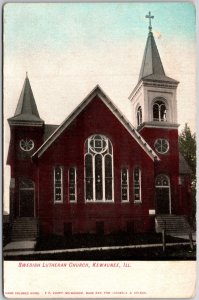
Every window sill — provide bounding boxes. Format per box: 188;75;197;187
134;201;142;204
85;200;114;203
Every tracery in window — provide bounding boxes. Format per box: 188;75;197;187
155;174;169;187
85;135;113;202
154;138;169;154
153;99;167;122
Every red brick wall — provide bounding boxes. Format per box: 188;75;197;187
140;126;180;214
8;125;44;217
36;97;156;235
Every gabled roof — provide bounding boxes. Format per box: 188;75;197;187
32;85;160;161
44;124;59;141
8;76;44;125
138;31;178;84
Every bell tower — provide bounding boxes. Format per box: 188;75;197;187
7;74;44;219
129;12;180;214
129;12;179;129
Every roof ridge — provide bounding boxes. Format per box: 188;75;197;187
32;86;159;162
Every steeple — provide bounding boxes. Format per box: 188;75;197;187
8;75;44;125
139;31;165;80
129;12;179;129
138;12;177;83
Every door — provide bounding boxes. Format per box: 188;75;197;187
155;175;171;214
19;179;35;217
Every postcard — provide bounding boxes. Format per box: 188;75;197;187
3;2;196;298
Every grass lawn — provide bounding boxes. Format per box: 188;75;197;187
4;244;196;261
35;232;189;251
4;233;196;261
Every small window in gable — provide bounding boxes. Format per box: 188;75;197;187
54;166;63;203
121;168;129;202
134;167;141;203
69;167;77;202
153;99;167;122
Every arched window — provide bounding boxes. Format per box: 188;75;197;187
19;179;34;189
137;106;142;126
85;135;113;202
153;100;167;122
155;174;170;187
155;174;171;214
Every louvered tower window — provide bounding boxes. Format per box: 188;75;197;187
153;100;167;122
137;106;142;126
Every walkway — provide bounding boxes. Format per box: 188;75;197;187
4;240;195;257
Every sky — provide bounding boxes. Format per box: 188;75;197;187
3;2;196;212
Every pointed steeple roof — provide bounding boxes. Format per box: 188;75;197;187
138;13;178;84
8;74;44;125
139;31;165;79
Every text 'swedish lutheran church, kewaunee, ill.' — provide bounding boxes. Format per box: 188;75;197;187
7;13;193;241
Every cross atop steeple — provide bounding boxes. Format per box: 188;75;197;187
146;11;154;32
137;12;179;83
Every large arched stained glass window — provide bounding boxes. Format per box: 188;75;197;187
85;135;113;202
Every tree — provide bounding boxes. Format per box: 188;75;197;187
179;123;196;225
179;123;196;182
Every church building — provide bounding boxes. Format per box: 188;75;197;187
7;14;193;240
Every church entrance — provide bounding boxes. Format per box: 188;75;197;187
155;175;171;214
19;179;35;217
